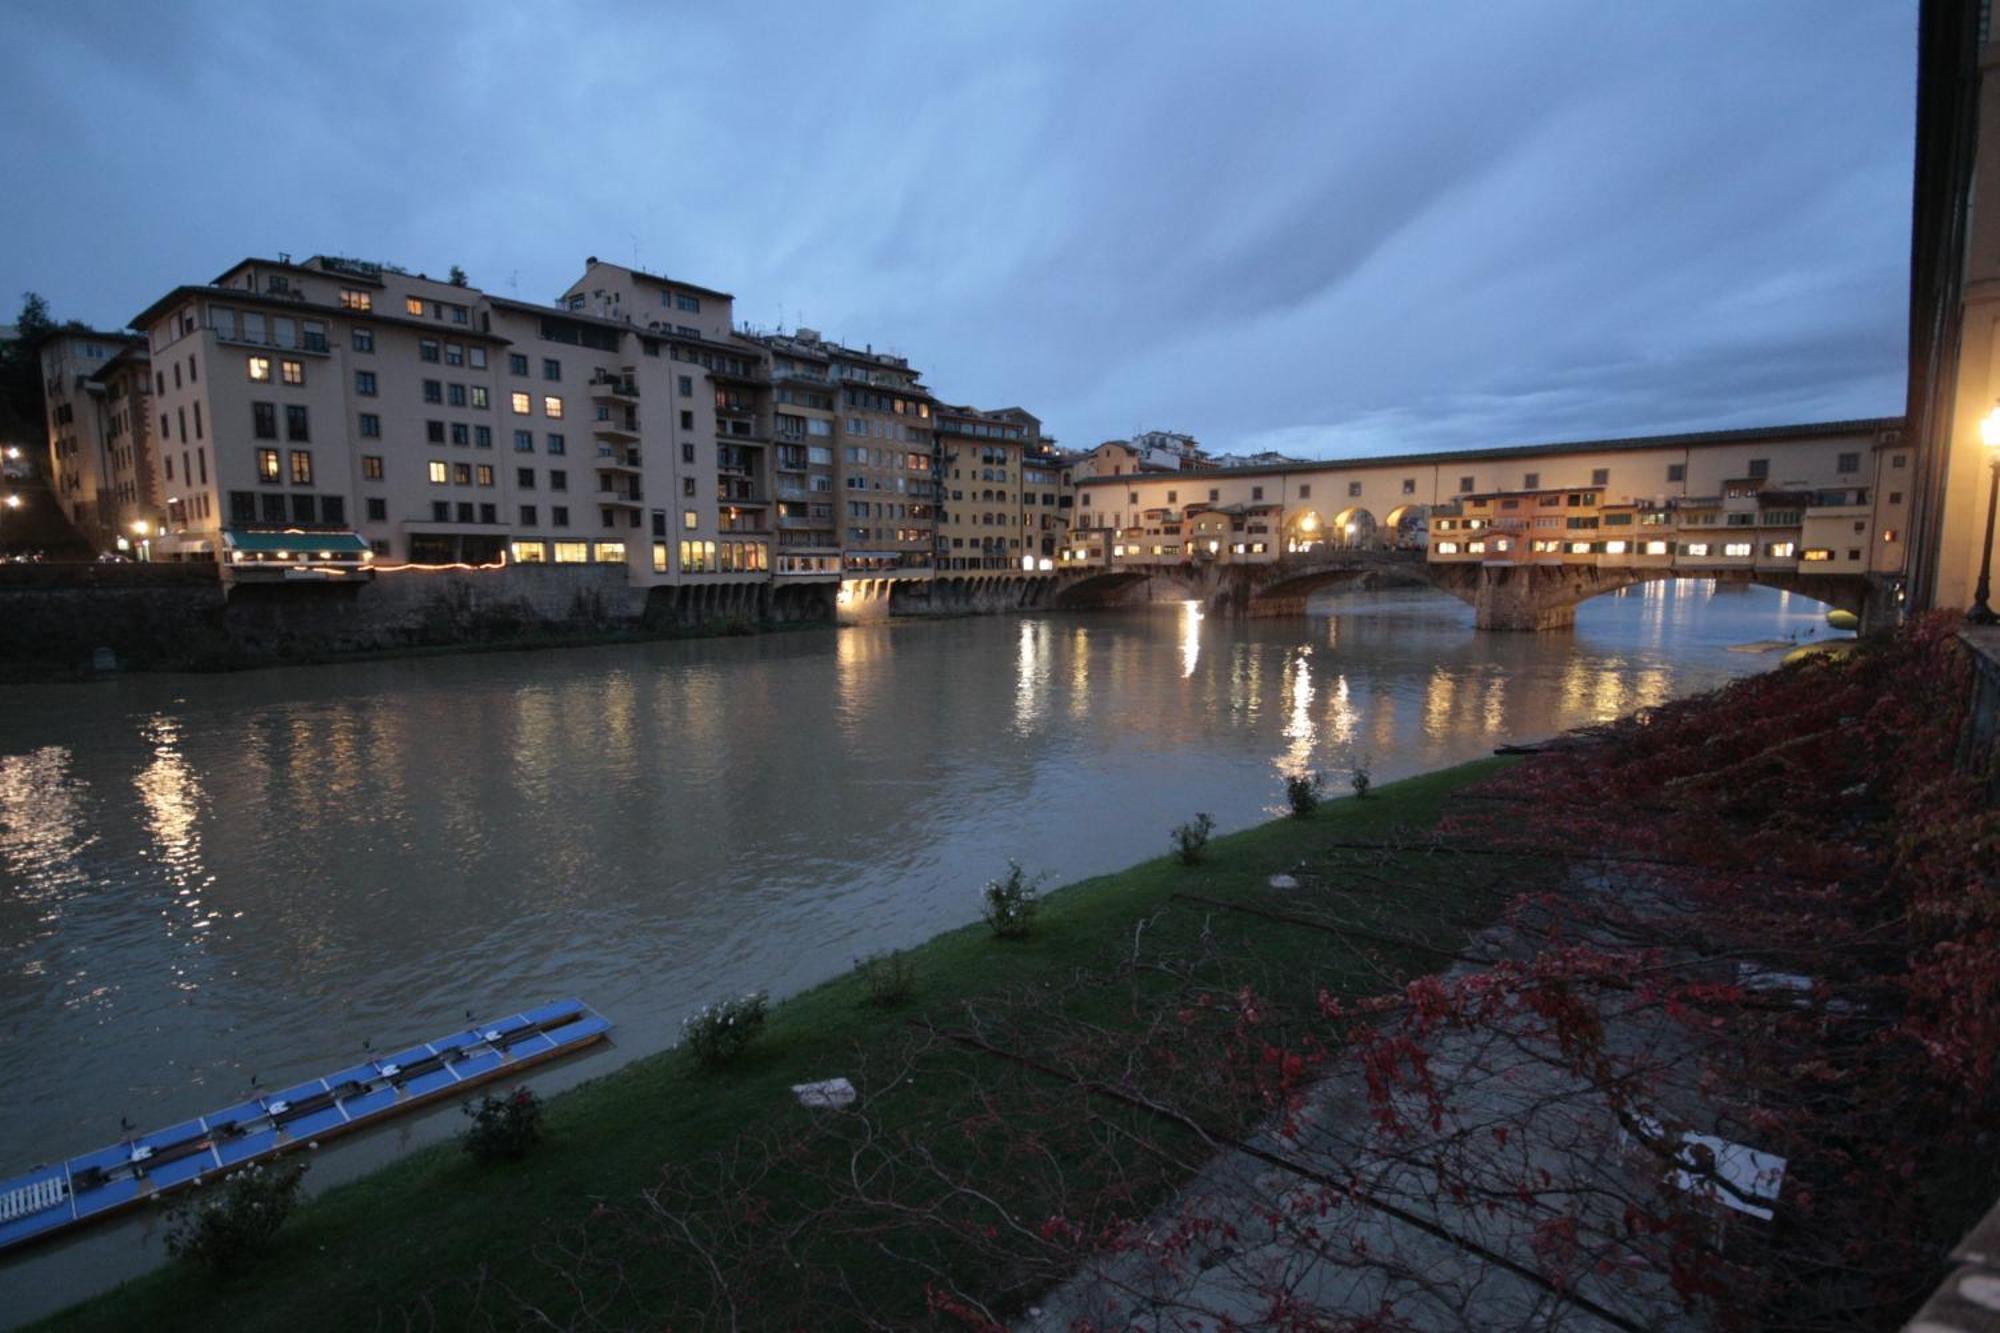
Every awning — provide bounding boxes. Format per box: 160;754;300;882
223;529;370;556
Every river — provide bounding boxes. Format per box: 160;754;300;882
0;581;1837;1319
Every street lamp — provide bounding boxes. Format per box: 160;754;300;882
3;494;18;510
1972;405;2000;625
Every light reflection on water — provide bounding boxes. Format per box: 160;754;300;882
0;582;1836;1311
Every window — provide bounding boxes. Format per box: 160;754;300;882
448;383;467;407
427;421;446;444
280;360;303;386
291;494;316;523
469;347;487;370
1587;467;1608;486
683;477;696;497
476;464;494;487
253;401;277;439
405;297;425;316
543;395;563;418
542;358;561;381
521;505;538;526
1684;542;1710;557
552;506;569;526
359;413;381;438
451;422;469;446
420;339;440;363
680;410;694;430
1747;458;1769;480
339;289;372;311
474;425;491;448
284;405;309;441
684;509;699;529
547;433;565;455
366;497;387;521
423;379;443;403
517;467;535;488
1251;486;1264;501
351;327;375;353
456;502;474;522
1402;478;1416;495
1724;541;1753;557
1523;472;1540;489
453;463;472;485
509;353;529;375
1766;541;1796;559
1297;484;1310;499
683;442;695;462
428;461;448;484
1667;462;1686;483
675;293;701;312
444;343;464;367
678;375;693;397
288;450;312;484
1802;548;1834;562
479;502;497;524
511;392;532;414
431;500;449;521
247;355;271;382
363;454;384;480
1837;452;1860;474
554;540;588;563
550;470;568;491
470;386;488;410
355;369;377;396
257;447;281;482
514;430;534;452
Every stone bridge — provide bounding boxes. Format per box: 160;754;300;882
1044;550;1884;630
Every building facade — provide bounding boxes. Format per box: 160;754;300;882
38;330;154;551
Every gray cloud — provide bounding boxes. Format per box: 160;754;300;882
0;1;1914;457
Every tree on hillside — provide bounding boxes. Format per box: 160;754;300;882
0;291;57;448
448;265;469;288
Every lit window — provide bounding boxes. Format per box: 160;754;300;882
1802;548;1833;562
257;447;280;481
280;360;303;385
1724;542;1752;557
544;395;563;419
511;541;548;564
653;542;669;573
1767;542;1796;559
511;392;532;415
476;465;494;487
594;542;626;564
247;355;271;382
363;455;384;479
1644;540;1668;555
1882;529;1900;543
405;297;424;316
1603;540;1628;554
683;509;698;530
339;289;372;311
1436;541;1460;554
453;463;472;485
553;541;589;564
1568;541;1591;554
428;461;448;484
1685;542;1710;557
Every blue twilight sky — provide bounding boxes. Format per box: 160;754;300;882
0;2;1916;459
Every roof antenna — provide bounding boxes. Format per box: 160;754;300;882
630;234;641;270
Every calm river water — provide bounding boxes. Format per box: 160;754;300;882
0;582;1834;1318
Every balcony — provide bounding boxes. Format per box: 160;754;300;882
595;486;643;509
593;414;640;440
589;373;639;400
595;448;642;473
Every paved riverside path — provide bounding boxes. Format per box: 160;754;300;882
1023;870;1751;1332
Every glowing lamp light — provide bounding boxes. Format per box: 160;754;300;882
131;520;150;536
4;445;19;459
3;494;19;509
1344;522;1357;536
1300;513;1318;531
1982;403;2000;450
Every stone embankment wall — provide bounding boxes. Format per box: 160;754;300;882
0;565;836;676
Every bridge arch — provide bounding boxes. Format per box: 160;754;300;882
1425;561;1874;632
1383;504;1429;548
1330;506;1379;548
1284;508;1328;554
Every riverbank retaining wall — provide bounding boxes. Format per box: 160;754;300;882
0;564;835;676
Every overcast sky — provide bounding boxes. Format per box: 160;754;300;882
0;2;1915;459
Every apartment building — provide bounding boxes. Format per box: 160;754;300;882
935;404;1034;570
760;330;842;576
823;336;936;573
123;254;787;583
39;329;155;550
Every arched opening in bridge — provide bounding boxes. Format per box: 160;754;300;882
1581;576;1856;648
1285;508;1327;554
1330;506;1379;549
1383;504;1428;550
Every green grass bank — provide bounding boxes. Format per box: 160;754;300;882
35;756;1522;1331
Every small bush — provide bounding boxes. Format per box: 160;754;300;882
855;950;917;1008
461;1086;544;1163
164;1159;309;1276
982;861;1044;939
1171;812;1216;865
682;991;769;1068
1285;771;1325;818
1350;762;1373;799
